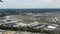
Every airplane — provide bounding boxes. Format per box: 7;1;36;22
0;0;3;2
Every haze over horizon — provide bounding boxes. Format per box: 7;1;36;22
0;0;60;9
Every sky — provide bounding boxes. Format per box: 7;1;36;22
0;0;60;9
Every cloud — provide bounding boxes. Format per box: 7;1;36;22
0;0;60;9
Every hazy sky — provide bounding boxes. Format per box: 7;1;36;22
0;0;60;9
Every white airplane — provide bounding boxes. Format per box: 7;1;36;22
0;0;3;2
